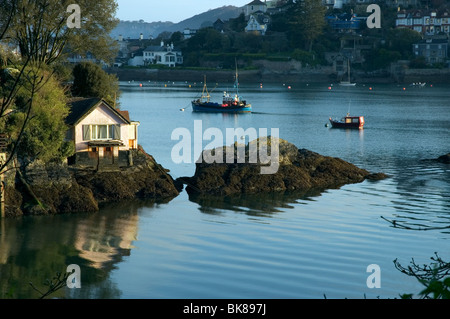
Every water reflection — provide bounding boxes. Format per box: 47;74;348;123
382;158;450;233
187;188;326;217
0;200;155;299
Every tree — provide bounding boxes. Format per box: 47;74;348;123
186;28;223;53
5;0;119;65
396;253;450;299
386;28;422;60
363;48;401;71
3;68;74;164
71;62;120;107
169;31;184;47
288;0;327;52
0;0;42;174
229;13;247;33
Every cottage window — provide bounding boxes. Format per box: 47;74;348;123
82;124;120;141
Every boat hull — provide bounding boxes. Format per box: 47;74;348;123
192;101;252;113
339;82;356;86
329;116;364;129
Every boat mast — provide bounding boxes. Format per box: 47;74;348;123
347;58;351;83
202;75;210;102
234;58;239;96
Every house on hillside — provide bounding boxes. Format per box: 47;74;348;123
183;28;197;40
143;41;183;67
326;13;365;33
127;48;145;67
213;19;226;32
243;0;268;17
245;13;270;35
396;9;450;36
412;38;449;64
66;98;140;169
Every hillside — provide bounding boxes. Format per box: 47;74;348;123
110;20;175;40
111;5;242;39
163;5;242;33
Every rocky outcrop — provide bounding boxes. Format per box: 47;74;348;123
180;137;387;197
4;148;179;217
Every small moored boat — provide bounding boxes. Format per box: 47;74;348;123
329;113;364;129
191;63;251;113
192;89;251;113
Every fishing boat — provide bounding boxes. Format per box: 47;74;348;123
339;58;356;86
191;66;251;113
329;113;364;129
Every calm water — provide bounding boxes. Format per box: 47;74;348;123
1;81;449;299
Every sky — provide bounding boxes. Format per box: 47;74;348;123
115;0;253;23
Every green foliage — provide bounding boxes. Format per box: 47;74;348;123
409;56;427;69
3;0;119;65
386;28;422;60
396;253;450;299
363;48;401;71
400;277;450;299
228;13;247;32
186;28;224;53
291;49;317;66
3;67;74;164
287;0;327;51
418;277;450;299
72;62;120;106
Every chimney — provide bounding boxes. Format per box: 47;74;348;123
161;40;164;47
118;34;123;41
140;33;143;40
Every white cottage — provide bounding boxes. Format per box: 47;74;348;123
66;98;139;168
245;14;269;35
243;0;267;17
142;41;183;67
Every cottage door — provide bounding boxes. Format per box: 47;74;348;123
104;147;114;164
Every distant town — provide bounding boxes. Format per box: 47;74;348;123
73;0;450;83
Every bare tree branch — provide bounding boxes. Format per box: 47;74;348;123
381;216;450;231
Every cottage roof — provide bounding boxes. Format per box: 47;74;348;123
144;44;181;53
117;110;130;122
66;97;131;126
249;13;269;25
398;8;450;19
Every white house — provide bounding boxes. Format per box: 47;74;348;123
243;0;267;17
245;14;269;35
66;98;139;168
143;41;183;67
183;28;197;40
127;49;145;67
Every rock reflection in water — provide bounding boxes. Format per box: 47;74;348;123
187;188;326;216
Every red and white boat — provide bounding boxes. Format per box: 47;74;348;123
329;114;364;129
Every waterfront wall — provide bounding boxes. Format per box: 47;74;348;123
106;62;450;85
